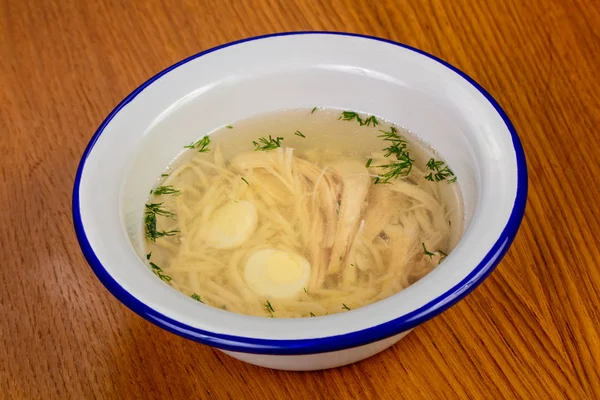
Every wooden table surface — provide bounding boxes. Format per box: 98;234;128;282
2;0;599;398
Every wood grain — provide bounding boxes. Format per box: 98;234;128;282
1;0;599;398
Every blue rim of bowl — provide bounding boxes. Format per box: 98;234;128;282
72;31;528;355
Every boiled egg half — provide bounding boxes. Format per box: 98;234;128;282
205;200;258;249
244;249;311;299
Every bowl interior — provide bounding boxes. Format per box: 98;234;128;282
122;68;481;256
77;33;521;346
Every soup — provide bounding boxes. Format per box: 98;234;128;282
143;108;463;318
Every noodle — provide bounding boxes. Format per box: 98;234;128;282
143;108;462;318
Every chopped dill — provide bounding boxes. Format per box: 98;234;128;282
365;158;373;168
378;127;406;151
338;110;364;125
311;107;318;114
338;111;379;127
152;185;181;196
438;250;448;263
342;303;351;311
191;293;204;303
150;262;172;282
265;300;275;314
310;312;316;317
146;252;152;260
423;243;448;262
161;173;169;177
425;158;455;182
253;135;283;151
146;227;179;241
294;130;306;138
241;177;249;185
226;125;233;129
303;287;308;294
364;115;379;127
373;156;414;184
184;135;211;152
374;126;414;184
222;305;227;310
145;203;175;218
144;203;178;242
422;243;436;258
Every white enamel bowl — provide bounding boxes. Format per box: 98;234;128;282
73;32;527;371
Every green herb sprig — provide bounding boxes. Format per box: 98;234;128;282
184;135;211;152
152;185;181;196
294;130;306;138
364;115;379;127
373;156;414;184
379;127;407;154
145;203;175;218
423;243;449;264
339;111;364;125
342;303;351;311
338;110;379;127
265;300;275;315
253;135;283;151
144;203;179;241
425;158;455;182
422;243;436;258
150;262;172;282
191;293;204;303
438;250;448;263
373;126;414;184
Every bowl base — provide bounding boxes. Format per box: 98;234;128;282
221;329;412;371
